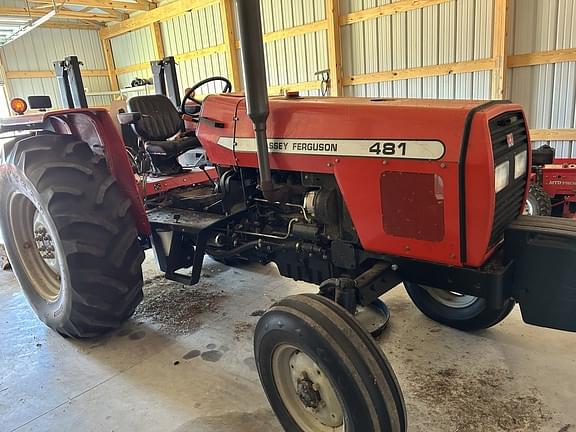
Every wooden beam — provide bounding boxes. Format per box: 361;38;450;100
114;62;149;75
40;21;101;30
0;7;119;22
0;55;13;103
339;0;451;26
100;0;218;39
233;20;328;49
491;0;508;99
5;69;108;79
150;21;165;59
268;81;320;96
173;44;226;63
326;0;343;95
507;48;576;68
219;0;241;90
101;37;119;91
27;0;152;11
530;129;576;141
114;44;226;76
343;58;497;86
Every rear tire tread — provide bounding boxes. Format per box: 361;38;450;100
2;134;144;338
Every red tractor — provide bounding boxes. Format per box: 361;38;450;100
526;144;576;218
1;1;575;430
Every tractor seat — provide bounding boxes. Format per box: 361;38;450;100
127;94;201;157
145;136;199;155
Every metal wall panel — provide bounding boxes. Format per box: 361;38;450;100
1;27;106;70
110;26;155;69
232;0;328;90
8;76;111;108
509;0;576;156
0;27;111;108
341;0;493;100
161;4;228;94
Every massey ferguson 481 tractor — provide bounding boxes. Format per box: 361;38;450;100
2;1;576;431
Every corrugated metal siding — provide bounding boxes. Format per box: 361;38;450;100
1;27;106;70
0;28;111;108
509;0;576;156
260;0;327;88
232;0;328;91
161;4;228;94
8;76;112;108
110;26;155;70
342;0;492;99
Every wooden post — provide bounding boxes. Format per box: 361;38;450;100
0;54;13;104
491;0;508;99
150;22;165;60
326;0;343;96
101;36;119;92
219;0;241;90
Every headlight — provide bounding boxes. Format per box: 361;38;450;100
514;151;527;179
495;161;510;193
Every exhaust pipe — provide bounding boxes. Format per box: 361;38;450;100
235;0;275;199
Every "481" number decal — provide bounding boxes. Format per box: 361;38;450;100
369;142;407;156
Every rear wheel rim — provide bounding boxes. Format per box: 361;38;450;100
423;287;478;309
272;344;345;432
9;192;63;302
523;199;535;216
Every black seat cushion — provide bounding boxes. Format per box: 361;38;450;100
128;95;184;141
145;135;202;155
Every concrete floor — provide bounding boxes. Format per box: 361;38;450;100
1;252;575;432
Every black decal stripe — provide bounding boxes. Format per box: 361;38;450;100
458;100;511;264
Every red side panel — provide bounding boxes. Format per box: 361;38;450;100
198;95;505;267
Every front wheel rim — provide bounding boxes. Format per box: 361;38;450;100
272;344;345;432
9;192;63;302
423;287;478;309
523;199;535;216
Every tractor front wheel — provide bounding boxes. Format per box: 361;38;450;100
0;134;144;338
524;184;552;216
255;294;406;432
404;282;515;331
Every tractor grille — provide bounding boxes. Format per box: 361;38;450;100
488;111;529;246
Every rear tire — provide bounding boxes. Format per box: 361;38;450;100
0;134;144;338
255;294;406;432
404;282;515;331
525;184;551;216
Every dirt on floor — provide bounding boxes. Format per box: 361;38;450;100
134;275;227;335
0;244;10;271
410;366;552;432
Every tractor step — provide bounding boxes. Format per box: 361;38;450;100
147;207;244;286
147;207;226;234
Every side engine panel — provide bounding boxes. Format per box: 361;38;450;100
198;95;529;268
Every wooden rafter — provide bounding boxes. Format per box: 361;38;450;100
100;0;218;39
41;20;101;30
27;0;153;12
0;7;121;22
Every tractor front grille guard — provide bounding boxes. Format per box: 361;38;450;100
489;111;529;246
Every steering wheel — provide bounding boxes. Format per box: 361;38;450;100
181;76;232;116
